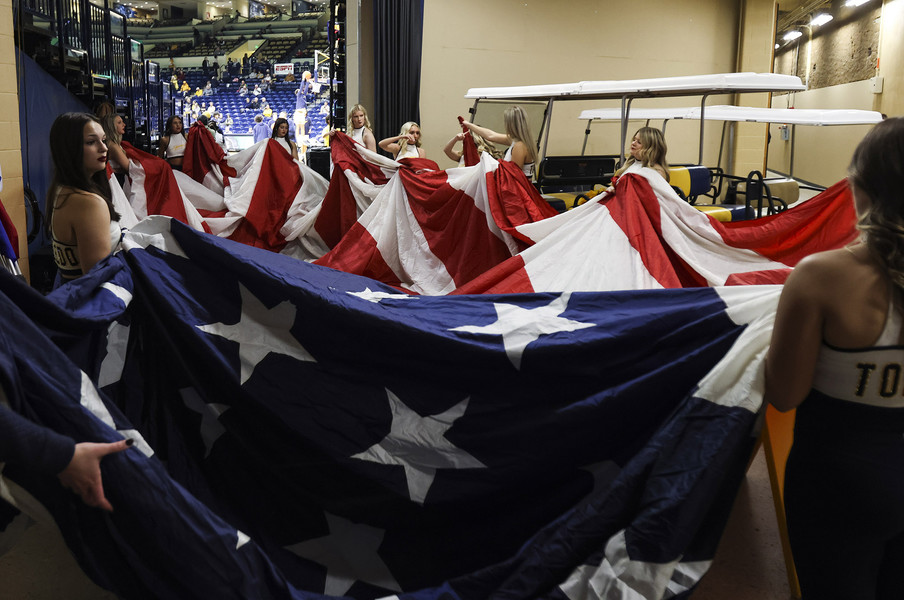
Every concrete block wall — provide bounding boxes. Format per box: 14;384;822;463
0;0;27;280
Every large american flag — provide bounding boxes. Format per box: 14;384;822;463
123;131;856;296
0;121;860;597
0;215;779;599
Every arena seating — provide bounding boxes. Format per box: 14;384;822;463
254;37;305;64
181;37;246;57
145;42;191;59
131;12;320;62
156;18;193;27
173;80;330;143
126;18;155;27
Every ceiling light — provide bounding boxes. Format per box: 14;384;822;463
810;13;833;26
783;30;803;41
775;43;780;49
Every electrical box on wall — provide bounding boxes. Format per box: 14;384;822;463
871;76;884;94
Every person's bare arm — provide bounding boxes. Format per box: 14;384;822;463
157;136;169;158
509;141;529;169
70;193;116;274
58;439;133;511
462;121;510;145
362;128;377;152
378;134;406;155
765;258;826;412
107;142;130;174
444;133;464;162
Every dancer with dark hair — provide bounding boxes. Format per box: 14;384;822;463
46;112;122;282
271;117;299;160
766;117;904;599
158;115;187;171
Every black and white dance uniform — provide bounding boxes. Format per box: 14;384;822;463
785;297;904;599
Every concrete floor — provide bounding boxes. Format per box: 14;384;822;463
693;447;795;599
0;523;116;599
0;447;794;599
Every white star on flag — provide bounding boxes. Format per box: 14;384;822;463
79;371;154;458
180;387;229;457
347;287;414;303
450;292;595;369
197;283;315;384
581;460;621;498
285;512;401;596
559;564;600;600
351;389;486;505
97;321;130;388
557;530;709;599
236;530;250;550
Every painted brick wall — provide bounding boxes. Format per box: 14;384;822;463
0;0;27;279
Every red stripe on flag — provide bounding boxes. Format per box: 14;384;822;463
315;166;368;248
0;199;18;258
123;142;202;230
398;168;514;288
449;255;533;295
182;123;237;185
227;140;302;252
314;132;391;247
714;179;858;265
725;268;792;286
485;162;558;246
330;132;391;186
459;117;481;167
607;174;707;288
197;209;228;218
315;221;403;288
397;157;441;171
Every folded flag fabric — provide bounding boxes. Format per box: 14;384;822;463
121;131;856;297
123;139;329;254
0;199;19;261
458;117;481;168
182;121;237;188
302;131;396;252
124;130;561;275
1;216;779;599
0;199;20;277
453;166;857;294
123;141;204;231
315;146;558;295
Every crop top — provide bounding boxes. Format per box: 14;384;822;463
276;137;294;156
350;126;367;146
811;295;904;408
396;144;420;160
165;132;187;159
504;144;535;179
51;191;122;279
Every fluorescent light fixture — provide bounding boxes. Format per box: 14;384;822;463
783;30;803;41
775;43;780;49
845;0;870;6
810;13;833;26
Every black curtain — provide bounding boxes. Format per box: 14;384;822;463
372;0;424;151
